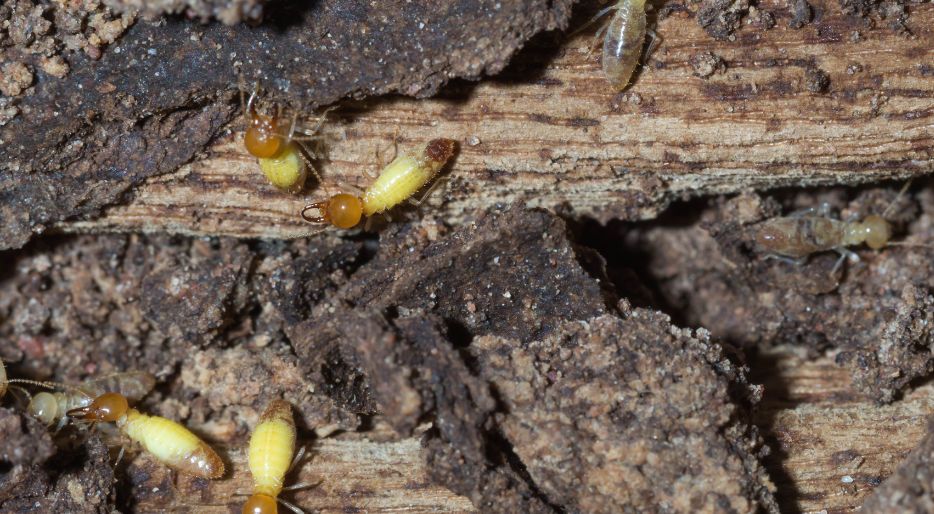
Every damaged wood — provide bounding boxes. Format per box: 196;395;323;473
52;0;934;240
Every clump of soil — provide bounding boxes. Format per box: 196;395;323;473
0;0;135;98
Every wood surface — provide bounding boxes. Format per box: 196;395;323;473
59;0;934;239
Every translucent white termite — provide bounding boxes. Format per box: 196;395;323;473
5;371;156;432
578;0;652;90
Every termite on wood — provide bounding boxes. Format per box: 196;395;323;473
243;400;310;514
68;392;225;479
4;371;155;432
300;138;456;231
576;0;656;90
241;84;329;192
751;182;929;273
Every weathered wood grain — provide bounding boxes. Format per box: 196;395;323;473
60;0;934;239
756;346;934;513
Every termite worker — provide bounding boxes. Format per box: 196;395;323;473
578;0;652;90
5;371;155;432
243;400;307;514
242;85;328;192
752;182;926;273
301;138;457;230
68;392;225;479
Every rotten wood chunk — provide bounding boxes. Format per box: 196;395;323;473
590;181;934;403
861;417;934;513
0;0;575;251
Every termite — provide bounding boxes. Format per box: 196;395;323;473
243;400;309;514
300;138;456;230
752;182;928;273
4;371;156;432
241;84;329;192
68;392;225;479
576;0;656;90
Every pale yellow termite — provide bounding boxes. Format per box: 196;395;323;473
243;400;306;514
300;138;457;230
68;392;225;479
5;371;156;431
241;85;328;192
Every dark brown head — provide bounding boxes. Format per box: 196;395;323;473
425;138;456;163
301;193;364;229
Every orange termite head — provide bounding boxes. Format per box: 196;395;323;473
245;108;284;159
424;138;456;164
861;214;892;250
67;392;129;422
301;193;364;229
243;493;278;514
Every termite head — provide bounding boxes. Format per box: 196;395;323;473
242;493;278;514
424;138;456;164
301;193;364;229
245;109;284;159
753;222;791;253
29;392;61;425
67;392;128;422
860;214;892;249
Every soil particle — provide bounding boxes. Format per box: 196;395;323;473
594;183;934;403
861;417;934;512
0;0;574;251
804;66;830;93
697;0;751;40
0;61;33;96
690;51;727;78
788;0;813;28
473;306;778;513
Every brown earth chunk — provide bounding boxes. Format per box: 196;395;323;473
473;307;777;513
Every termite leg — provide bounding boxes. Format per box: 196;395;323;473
763;254;807;266
375;127;401;172
278;497;306;514
407;176;447;208
338;181;366;196
644;29;662;61
287;445;307;473
571;4;620;37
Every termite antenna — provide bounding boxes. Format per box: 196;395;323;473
5;378;85;395
881;179;914;219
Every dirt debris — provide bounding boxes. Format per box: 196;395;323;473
861;417;934;513
788;0;814;27
586;182;934;403
102;0;265;24
690;50;727;78
697;0;751;40
0;409;115;512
